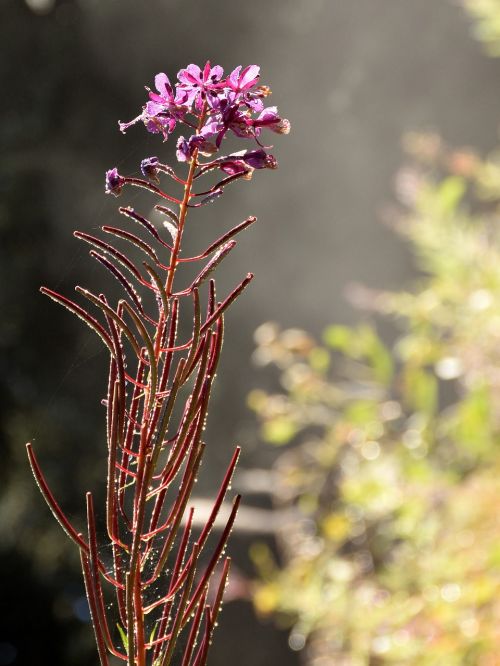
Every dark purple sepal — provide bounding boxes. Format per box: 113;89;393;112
105;168;125;196
141;156;160;182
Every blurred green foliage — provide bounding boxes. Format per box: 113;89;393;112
249;134;500;664
464;0;500;55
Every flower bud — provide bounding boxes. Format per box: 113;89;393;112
140;156;160;182
105;168;125;196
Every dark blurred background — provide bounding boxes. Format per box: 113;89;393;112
1;1;499;664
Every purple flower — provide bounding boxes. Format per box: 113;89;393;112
119;107;176;140
177;61;225;110
241;93;264;112
190;134;218;156
227;65;260;94
176;131;218;163
212;102;253;148
119;72;187;139
176;137;192;163
118;113;143;134
141;156;160;182
148;73;175;105
188;119;221;156
148;74;190;117
215;66;263;112
217;160;248;176
253;107;291;135
199;118;222;138
218;149;278;175
177;120;221;162
105;168;125;196
143;109;177;139
227;110;253;139
117;63;289;171
242;149;278;169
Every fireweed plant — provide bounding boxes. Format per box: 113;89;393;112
26;63;289;666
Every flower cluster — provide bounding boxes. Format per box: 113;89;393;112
117;62;289;170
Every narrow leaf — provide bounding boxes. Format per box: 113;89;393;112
40;287;115;354
190;241;236;290
75;287;142;358
154;204;180;226
102;225;162;266
89;250;147;320
202;216;256;257
74;231;144;283
119;206;173;249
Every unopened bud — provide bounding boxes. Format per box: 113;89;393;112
105;168;125;196
140;156;160;183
